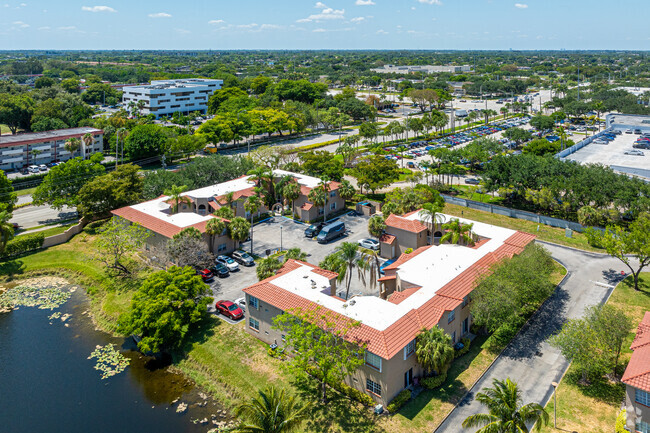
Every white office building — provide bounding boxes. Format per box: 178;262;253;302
371;65;472;74
121;79;223;118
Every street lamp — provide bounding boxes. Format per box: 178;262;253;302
551;381;558;428
280;226;283;252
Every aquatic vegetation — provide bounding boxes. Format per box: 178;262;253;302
88;344;130;379
0;278;72;311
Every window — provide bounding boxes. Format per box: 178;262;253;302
318;208;324;215
249;296;259;310
451;331;456;344
636;389;650;406
637;420;650;433
404;339;416;359
366;379;381;396
365;351;382;372
448;310;455;323
249;317;259;331
330;191;336;198
217;243;227;253
330;202;337;211
462;296;470;308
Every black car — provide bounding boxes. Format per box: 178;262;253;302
304;222;325;238
210;262;230;278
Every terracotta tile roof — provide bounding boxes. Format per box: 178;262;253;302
470;237;491;249
379;233;397;244
215;187;256;204
282;259;339;280
388;286;421;304
301;202;313;211
377;275;397;282
383;245;433;271
209;201;220;211
300;185;312;196
385;214;428;233
402;209;421;218
111;206;228;239
623;313;650;393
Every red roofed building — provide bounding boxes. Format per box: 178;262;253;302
242;215;536;407
623;312;650;432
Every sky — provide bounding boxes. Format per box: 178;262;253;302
1;0;649;51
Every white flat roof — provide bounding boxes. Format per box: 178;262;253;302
270;213;517;331
131;196;214;228
186;176;255;199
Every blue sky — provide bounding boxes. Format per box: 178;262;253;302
1;0;649;50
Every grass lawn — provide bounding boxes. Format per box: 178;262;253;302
442;202;601;252
0;124;12;135
18;222;78;238
453;185;505;205
540;273;650;433
16;186;36;196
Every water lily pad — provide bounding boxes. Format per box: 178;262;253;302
89;344;130;380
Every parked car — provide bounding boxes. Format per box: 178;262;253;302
216;255;239;271
626;129;634;134
28;165;40;174
233;297;247;312
465;178;480;185
634;129;643;135
317;220;346;244
215;300;244;321
358;238;380;251
624;149;645;156
210;262;230;278
197;268;214;283
304;222;325;238
39;164;48;172
231;250;255;266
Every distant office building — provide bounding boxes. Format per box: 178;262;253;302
121;78;223;118
371;65;472;74
0;127;103;171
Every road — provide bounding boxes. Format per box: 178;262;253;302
10;204;77;229
435;242;631;433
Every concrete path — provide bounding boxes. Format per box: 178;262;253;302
435;242;631;433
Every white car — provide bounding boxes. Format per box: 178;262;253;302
234;297;246;312
624;150;645;156
358;238;380;251
39;164;48;172
216;255;239;271
28;165;40;174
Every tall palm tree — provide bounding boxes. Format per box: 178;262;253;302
418;202;445;242
462;378;549;433
64;137;81;158
334;242;368;301
307;184;327;223
281;182;301;216
0;210;15;254
224;191;235;209
416;326;455;376
81;133;94;160
440;218;477;246
228;217;251;250
245;194;263;254
164;184;189;214
205;217;226;254
232;386;312;433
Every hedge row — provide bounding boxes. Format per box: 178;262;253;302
421;372;447;390
2;232;45;258
386;389;411;413
454;338;471;358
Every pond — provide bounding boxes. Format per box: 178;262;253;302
0;279;230;433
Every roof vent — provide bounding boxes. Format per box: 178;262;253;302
349;300;356;306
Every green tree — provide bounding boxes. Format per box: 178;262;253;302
416;326;455;376
529;115;555;131
228;216;251;249
281;181;301;215
214;206;235;220
350;155;400;194
332;242;368;301
503;127;533;145
164;184;189;214
0;169;17;215
462;378;549;433
245;194;263;253
523;138;560;156
64;137;81;157
418;202;444;236
272;306;366;402
124;124;168;160
586;212;650;291
95;217;150;276
284;247;308;262
440;218;477;246
299;151;344;182
307;184;327;222
338;179;355;203
30;116;68;132
77;164;143;218
232;386;312;433
0;210;15;254
257;256;282;281
205;217;227;254
117;266;212;353
0;93;34;134
61;78;80;94
167;227;213;269
368;214;386;239
33;154;105;209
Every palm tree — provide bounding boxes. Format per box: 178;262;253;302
418;202;445;242
462;378;549;433
281;181;300;216
440;218;477;246
224;191;235;209
283;247;308;262
205;217;226;254
245;195;263;255
416;326;455;376
231;386;312;433
64;137;81;157
228;217;251;250
334;242;368;301
307;184;327;223
256;257;282;281
500;106;509;119
164;184;189;214
0;210;15;254
81;133;94;160
337;180;355;204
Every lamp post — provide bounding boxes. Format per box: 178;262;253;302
280;226;283;252
551;381;558;428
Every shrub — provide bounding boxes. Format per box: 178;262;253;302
421;373;447;390
616;409;627;433
386;389;411;413
485;315;527;352
404;248;413;254
2;232;45;258
454;337;471;358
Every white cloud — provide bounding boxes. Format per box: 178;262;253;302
417;0;442;4
313;28;327;32
260;24;284;30
514;3;528;8
57;26;77;30
148;12;171;18
314;2;327;8
81;5;116;13
236;23;258;29
297;6;345;22
355;0;375;5
20;2;25;5
350;16;365;23
38;26;50;30
175;28;190;34
376;29;388;34
208;19;225;25
12;20;29;28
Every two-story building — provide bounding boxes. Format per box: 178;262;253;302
242;212;535;406
623;312;650;433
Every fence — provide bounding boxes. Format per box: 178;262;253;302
556;128;612;159
41;221;86;248
441;194;590;233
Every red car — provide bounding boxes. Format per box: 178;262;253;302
197;269;214;283
215;300;244;320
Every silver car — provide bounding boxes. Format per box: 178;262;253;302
358;238;380;251
216;255;239;272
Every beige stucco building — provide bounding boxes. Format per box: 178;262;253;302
623;312;650;433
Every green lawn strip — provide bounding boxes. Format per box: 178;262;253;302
452;185;505;205
442;202;601;252
540;273;650;433
16;186;37;196
19;222;78;238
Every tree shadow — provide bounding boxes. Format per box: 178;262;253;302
171;314;219;364
602;268;627;286
291;374;385;433
565;369;625;406
0;260;25;279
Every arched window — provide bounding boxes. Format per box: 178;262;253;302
198;204;206;215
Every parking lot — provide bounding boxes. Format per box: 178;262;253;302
565;130;650;180
206;211;374;319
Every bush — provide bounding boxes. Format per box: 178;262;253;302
485;315;527;352
421;373;447;390
616;409;627;433
404;248;413;254
386;389;411;413
2;233;45;258
454;338;471;358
